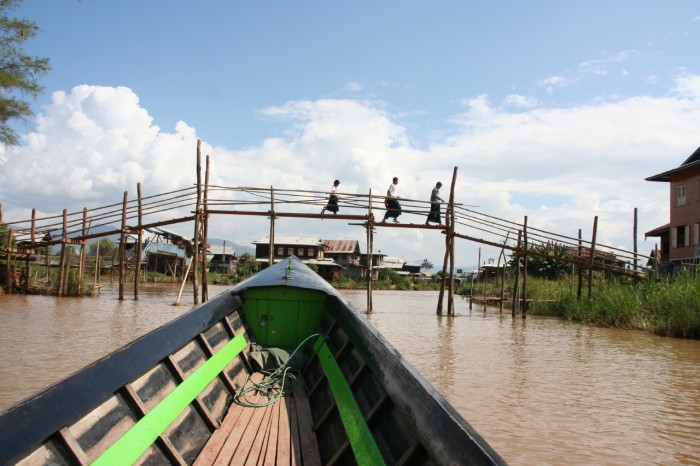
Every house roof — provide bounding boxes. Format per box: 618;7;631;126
646;146;700;182
323;239;360;254
252;236;323;247
207;245;236;256
644;223;670;237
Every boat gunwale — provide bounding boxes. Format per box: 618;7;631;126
0;291;243;466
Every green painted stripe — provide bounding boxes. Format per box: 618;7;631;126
92;333;248;466
313;338;386;466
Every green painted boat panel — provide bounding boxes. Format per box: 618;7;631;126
242;287;326;348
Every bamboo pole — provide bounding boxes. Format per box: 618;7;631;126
118;191;128;301
577;229;583;300
269;186;275;267
633;207;638;274
5;228;13;293
201;156;210;302
447;167;457;316
587;216;598;299
193;140;202;305
367;189;373;313
521;216;528;318
57;210;67;297
78;207;87;294
175;259;193;306
135;183;143;300
512;230;522;317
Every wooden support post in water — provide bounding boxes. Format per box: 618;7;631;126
577;229;583;300
366;189;373;313
447;167;458;316
118;192;128;300
201;156;210;302
521;216;528;319
633;207;638;275
512;230;522;317
135;183;143;300
58;210;67;297
587;216;598;299
193;140;202;305
5;228;13;293
78;208;87;294
269;186;275;267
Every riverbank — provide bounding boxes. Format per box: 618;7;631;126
464;274;700;339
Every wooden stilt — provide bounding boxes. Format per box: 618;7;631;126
118;192;128;301
78;208;87;295
521;216;528;319
366;189;373;313
58;210;67;297
633;207;638;275
512;231;522;317
447;167;457;316
201;156;210;302
269;186;275;267
193;140;202;305
135;183;143;300
587;216;598;299
577;229;583;300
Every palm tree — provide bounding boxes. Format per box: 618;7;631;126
421;258;433;271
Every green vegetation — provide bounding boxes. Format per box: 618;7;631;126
463;272;700;340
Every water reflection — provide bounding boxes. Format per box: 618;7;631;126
1;287;699;465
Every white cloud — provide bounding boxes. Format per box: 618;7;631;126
2;76;699;267
503;94;539;108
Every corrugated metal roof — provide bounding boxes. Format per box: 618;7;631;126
252;236;322;246
323;239;359;254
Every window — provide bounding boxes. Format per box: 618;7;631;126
695;224;700;246
677;184;687;206
277;247;284;256
287;248;294;256
307;248;314;257
674;225;690;248
298;248;304;257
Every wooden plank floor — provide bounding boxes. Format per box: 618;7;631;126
194;374;321;466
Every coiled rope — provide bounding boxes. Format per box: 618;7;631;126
232;333;323;408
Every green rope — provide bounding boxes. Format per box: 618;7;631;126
233;333;322;407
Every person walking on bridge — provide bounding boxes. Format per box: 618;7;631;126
382;177;401;223
426;181;444;225
321;179;340;215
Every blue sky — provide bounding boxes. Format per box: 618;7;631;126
1;1;699;268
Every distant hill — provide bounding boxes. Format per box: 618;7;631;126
207;238;255;256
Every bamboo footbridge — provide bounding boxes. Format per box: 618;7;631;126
1;141;648;316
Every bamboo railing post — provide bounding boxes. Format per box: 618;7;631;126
193;140;202;305
94;240;100;288
5;228;13;293
135;183;143;300
201;156;210;302
367;189;373;313
269;186;275;267
118;192;128;301
633;207;638;274
447;167;458;316
58;210;67;297
512;230;522;317
577;229;583;300
78;207;87;294
587;216;598;299
521;216;528;318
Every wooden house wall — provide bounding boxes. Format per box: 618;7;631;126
669;164;700;261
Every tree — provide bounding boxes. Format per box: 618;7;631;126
0;0;51;147
508;240;572;280
89;238;117;258
421;258;433;271
235;253;259;281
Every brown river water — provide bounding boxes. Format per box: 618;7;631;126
1;285;699;465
